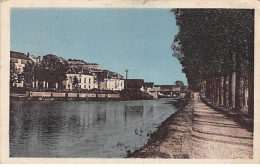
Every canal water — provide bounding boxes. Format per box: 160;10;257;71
9;99;179;158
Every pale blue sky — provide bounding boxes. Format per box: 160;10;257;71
11;8;187;85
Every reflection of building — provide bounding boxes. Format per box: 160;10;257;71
10;51;34;87
65;67;98;90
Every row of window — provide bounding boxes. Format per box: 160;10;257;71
81;85;93;89
68;76;94;84
67;84;96;90
107;82;124;87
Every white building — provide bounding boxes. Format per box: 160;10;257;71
65;67;98;90
10;51;34;87
106;78;124;91
28;55;41;64
94;70;124;91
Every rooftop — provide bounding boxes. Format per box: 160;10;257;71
66;66;92;75
10;51;32;61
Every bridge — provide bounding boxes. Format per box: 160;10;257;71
148;85;181;99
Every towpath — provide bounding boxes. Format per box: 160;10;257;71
130;92;253;159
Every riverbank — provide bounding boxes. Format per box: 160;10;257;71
10;96;122;101
129;98;192;158
10;89;154;101
129;92;253;159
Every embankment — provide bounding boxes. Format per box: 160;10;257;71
129;93;253;159
129;99;193;158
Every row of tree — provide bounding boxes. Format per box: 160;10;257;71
171;9;254;118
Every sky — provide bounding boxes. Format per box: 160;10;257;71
11;8;187;85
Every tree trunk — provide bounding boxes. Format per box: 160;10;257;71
248;68;254;118
248;12;254;118
223;74;228;107
235;53;243;112
209;79;212;100
232;72;236;108
214;77;218;104
219;77;224;106
206;79;211;99
212;78;216;103
228;72;233;108
235;72;241;111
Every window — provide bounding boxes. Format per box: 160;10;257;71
89;78;91;84
89;85;90;89
84;78;86;83
84;85;86;89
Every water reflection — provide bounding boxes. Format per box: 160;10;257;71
10;100;178;158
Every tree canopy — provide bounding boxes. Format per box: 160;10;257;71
171;9;254;117
35;54;69;87
172;9;254;90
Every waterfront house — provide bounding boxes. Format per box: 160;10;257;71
106;71;124;91
10;51;33;74
10;51;34;87
28;54;41;64
65;67;98;90
93;70;124;91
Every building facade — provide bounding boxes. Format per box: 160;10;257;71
65;67;98;90
93;70;124;91
106;78;124;91
10;51;34;87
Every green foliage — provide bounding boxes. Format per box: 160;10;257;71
171;9;254;89
10;61;17;87
38;54;69;87
175;80;184;87
23;61;35;88
72;76;79;88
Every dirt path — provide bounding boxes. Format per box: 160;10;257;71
130;93;253;159
191;92;253;159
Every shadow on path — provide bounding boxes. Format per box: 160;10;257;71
190;92;253;159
